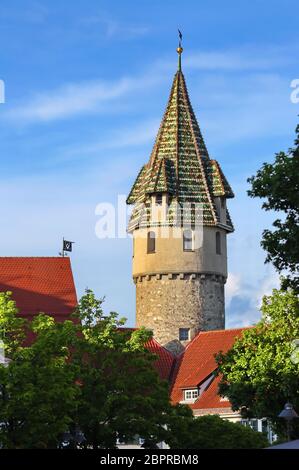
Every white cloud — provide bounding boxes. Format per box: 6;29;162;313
191;73;298;147
5;71;162;125
226;273;242;304
253;272;281;309
57;118;160;162
226;270;280;328
81;15;149;40
104;21;149;40
185;45;299;71
0;2;48;24
4;43;298;133
6;79;132;123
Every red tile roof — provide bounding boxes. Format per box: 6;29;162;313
0;257;77;320
170;328;247;408
146;337;175;381
118;328;175;382
191;375;231;410
0;256;247;409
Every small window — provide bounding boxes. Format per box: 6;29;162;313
155;194;163;206
183;229;193;251
147;231;156;253
249;419;258;432
262;419;268;434
184;389;199;401
216;231;221;255
179;328;190;341
221;198;226;209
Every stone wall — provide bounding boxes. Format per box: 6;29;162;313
135;273;226;354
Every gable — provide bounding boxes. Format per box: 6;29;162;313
170;328;247;408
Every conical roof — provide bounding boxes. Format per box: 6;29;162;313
127;66;234;232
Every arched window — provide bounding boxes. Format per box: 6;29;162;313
147;231;156;253
183;229;193;251
216;231;221;255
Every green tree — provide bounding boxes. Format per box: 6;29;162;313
0;290;173;449
0;293;80;449
217;289;299;440
71;289;171;449
165;412;268;449
0;291;26;356
247;124;299;291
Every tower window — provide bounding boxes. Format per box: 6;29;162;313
147;231;156;254
216;231;221;255
221;198;226;209
155;193;163;206
183;229;193;251
179;328;190;341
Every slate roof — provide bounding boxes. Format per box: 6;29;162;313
127;69;234;232
0;257;77;321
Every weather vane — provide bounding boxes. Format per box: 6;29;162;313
177;29;183;71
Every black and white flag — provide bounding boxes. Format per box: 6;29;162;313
63;240;74;252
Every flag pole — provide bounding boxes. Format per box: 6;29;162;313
62;238;65;257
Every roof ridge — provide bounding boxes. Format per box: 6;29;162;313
181;327;250;354
203;326;250;333
149;72;179;169
179;72;218;225
195;327;251;336
210;159;225;195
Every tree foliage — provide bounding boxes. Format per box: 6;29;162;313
0;289;274;448
165;412;268;449
0;290;172;449
0;293;79;449
247;124;299;291
217;289;299;439
71;289;171;449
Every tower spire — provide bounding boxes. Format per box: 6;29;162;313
127;41;235;352
177;29;183;71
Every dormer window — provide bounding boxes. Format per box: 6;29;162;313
155;193;163;206
184;389;199;402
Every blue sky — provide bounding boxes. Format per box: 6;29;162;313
0;0;298;327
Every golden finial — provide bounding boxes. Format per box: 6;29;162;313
177;29;183;71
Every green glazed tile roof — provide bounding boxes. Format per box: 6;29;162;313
127;69;234;232
207;160;234;198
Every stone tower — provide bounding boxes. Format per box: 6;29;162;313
127;44;234;354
